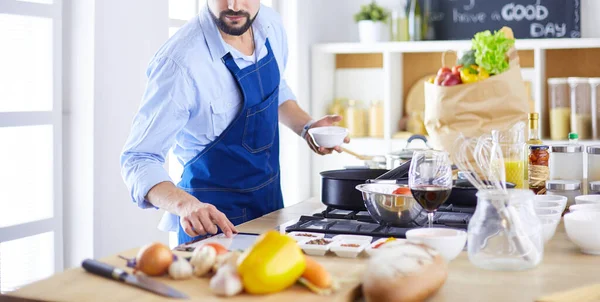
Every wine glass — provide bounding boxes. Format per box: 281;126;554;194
409;150;453;228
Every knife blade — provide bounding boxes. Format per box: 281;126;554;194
82;259;188;299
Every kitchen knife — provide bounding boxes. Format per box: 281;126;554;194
82;259;188;299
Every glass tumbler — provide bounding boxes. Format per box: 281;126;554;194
468;189;544;271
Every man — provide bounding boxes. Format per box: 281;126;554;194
121;0;348;245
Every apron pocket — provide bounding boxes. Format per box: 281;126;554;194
242;88;279;153
210;90;242;138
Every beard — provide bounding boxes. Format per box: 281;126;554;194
210;9;257;36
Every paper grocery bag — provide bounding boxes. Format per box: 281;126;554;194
423;50;529;158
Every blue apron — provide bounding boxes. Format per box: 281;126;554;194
177;39;284;244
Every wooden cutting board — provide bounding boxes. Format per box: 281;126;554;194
12;248;366;302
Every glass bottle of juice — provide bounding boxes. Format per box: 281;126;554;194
495;122;527;189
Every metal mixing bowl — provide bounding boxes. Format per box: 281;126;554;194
355;183;427;227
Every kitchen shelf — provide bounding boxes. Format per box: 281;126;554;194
313;38;600;54
309;38;600;197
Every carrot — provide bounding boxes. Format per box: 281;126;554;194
301;256;332;289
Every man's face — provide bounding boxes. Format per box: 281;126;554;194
208;0;261;36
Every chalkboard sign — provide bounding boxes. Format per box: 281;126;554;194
424;0;581;40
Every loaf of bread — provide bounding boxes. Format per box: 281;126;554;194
362;242;448;302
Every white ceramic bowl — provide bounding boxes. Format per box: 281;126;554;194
329;239;369;258
535;208;562;221
575;195;600;205
308;126;348;148
534;200;565;213
533;195;567;213
569;204;600;212
564;211;600;255
539;217;560;243
405;228;467;262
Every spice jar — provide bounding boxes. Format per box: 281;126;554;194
529;145;549;195
548;78;571;140
590;78;600;140
546;180;582;209
589;181;600;195
568;77;592;140
549;144;584;183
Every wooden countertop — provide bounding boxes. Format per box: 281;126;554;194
9;198;600;302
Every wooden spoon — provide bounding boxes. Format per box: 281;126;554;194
341;147;373;161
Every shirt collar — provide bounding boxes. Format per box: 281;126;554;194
198;5;269;63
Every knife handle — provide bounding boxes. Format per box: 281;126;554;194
82;259;126;281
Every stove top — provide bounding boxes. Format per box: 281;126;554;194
285;204;474;239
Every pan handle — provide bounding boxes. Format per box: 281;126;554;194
374;159;412;180
366;179;407;184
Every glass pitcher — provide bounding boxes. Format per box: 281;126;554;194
493;122;527;189
468;189;544;271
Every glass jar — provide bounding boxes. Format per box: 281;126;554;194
468;189;543;271
548;78;571;140
589;181;600;195
587;146;600;183
529;145;550;194
568;77;592;140
590;78;600;140
494;122;527;189
368;100;384;138
345;99;367;137
546;180;582;209
549;144;584;183
390;2;409;42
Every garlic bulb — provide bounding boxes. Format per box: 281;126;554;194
209;264;243;297
190;245;217;277
168;258;193;280
212;251;242;272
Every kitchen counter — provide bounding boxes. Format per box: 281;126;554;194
10;198;600;302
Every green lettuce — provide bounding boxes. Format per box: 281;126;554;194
472;30;515;75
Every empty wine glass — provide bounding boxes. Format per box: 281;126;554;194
409;150;453;228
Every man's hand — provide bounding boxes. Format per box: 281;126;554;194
178;201;237;238
146;181;237;238
304;115;351;155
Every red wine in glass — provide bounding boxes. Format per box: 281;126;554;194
411;185;452;227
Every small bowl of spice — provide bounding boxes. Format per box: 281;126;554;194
287;231;325;242
330;239;369;258
299;238;333;256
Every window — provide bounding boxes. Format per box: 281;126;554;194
168;0;274;37
0;0;63;293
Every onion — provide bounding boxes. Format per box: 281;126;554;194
136;242;173;276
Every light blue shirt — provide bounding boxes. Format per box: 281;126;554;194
120;5;296;231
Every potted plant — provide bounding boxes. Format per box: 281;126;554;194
354;1;390;43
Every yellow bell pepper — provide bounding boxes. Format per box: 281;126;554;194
237;230;306;294
460;65;490;84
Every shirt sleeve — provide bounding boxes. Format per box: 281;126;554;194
120;56;194;209
275;17;297;106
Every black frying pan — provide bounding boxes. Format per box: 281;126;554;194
320;161;413;211
320;168;389;211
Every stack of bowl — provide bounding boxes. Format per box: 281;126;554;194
533;195;567;243
563;195;600;255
